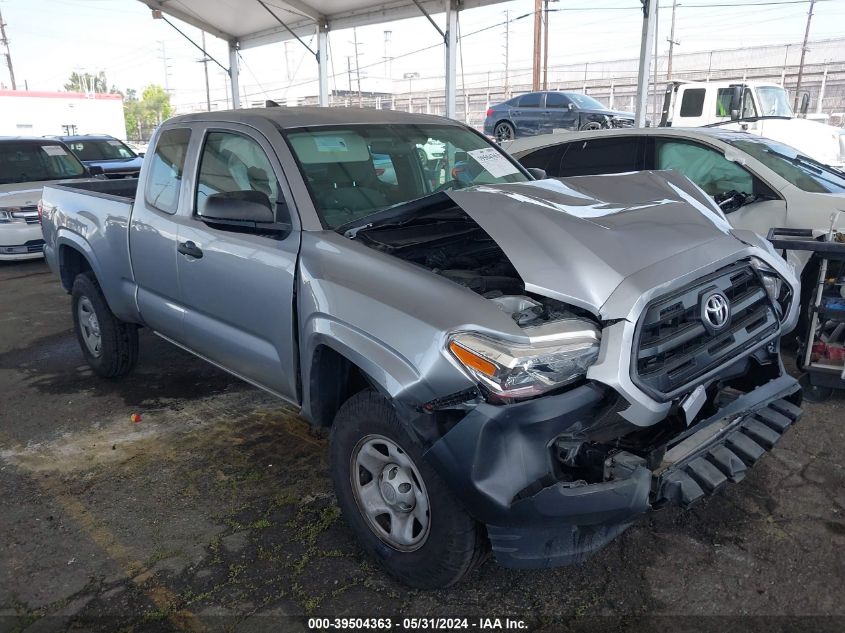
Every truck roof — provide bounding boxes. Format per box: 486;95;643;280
669;80;783;89
166;106;463;130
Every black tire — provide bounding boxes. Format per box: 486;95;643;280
580;121;604;131
493;121;515;142
71;272;139;378
329;391;487;588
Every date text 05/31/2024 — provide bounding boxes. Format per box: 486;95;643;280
307;618;528;630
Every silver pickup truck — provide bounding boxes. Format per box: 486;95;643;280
41;108;803;588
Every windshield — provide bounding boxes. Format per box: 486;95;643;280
66;138;137;161
727;136;845;193
566;93;608;110
0;142;87;185
285;123;529;230
756;87;793;117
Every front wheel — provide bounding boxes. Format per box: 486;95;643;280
494;121;515;142
329;391;487;588
71;272;139;378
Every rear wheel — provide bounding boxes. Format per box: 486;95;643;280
580;121;604;131
329;391;487;588
71;272;138;378
494;121;515;142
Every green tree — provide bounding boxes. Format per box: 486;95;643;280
141;84;172;125
121;84;172;141
64;71;109;94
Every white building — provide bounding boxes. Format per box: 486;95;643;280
0;90;126;139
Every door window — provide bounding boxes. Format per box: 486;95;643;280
556;137;642;176
679;89;706;117
656;139;753;196
715;87;757;118
195;131;280;216
144;128;191;214
545;92;571;108
518;93;542;108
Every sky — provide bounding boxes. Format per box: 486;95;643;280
0;0;844;111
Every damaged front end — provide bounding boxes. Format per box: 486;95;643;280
347;173;802;569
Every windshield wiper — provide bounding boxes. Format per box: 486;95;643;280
335;191;453;238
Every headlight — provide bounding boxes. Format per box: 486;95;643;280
751;258;791;320
0;209;11;224
448;322;601;402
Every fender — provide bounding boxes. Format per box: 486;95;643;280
55;230;139;323
299;314;436;423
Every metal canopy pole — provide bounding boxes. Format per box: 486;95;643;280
317;20;329;106
634;0;656;127
229;42;241;109
444;0;458;120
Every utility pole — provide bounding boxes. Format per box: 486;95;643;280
531;0;541;91
780;44;790;85
159;41;171;93
793;0;815;111
542;0;549;90
383;30;392;79
666;0;679;80
0;7;17;90
346;56;353;93
352;27;363;106
200;32;211;111
503;10;510;98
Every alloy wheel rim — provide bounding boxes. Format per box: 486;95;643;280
77;296;102;357
350;434;431;551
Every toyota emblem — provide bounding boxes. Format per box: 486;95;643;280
702;292;730;330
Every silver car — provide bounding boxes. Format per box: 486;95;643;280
41;108;802;587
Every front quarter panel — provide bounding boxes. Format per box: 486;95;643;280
296;231;525;422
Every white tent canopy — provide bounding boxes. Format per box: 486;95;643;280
138;0;655;123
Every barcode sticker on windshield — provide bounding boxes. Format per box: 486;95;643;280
41;145;68;156
467;148;519;178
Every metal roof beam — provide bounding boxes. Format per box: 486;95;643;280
274;0;323;22
137;0;236;42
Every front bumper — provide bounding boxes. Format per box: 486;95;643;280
424;374;801;569
0;222;44;260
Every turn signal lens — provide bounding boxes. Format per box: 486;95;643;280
449;341;497;377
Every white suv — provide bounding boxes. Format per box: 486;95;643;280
0;138;93;260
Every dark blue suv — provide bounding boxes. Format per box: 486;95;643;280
483;91;634;141
57;135;143;179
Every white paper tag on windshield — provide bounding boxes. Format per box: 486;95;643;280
467;148;519;178
41;145;68;156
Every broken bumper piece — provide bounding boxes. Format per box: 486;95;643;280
425;376;802;569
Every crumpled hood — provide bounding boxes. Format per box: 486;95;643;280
446;170;741;314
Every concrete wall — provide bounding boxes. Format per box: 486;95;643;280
0;90;127;139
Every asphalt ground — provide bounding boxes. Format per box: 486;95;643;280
1;259;843;633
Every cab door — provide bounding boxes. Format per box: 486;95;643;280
129;127;192;339
175;123;301;400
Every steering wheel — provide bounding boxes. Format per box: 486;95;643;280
432;179;461;193
714;189;750;213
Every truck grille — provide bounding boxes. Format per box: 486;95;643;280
633;263;779;399
11;207;40;224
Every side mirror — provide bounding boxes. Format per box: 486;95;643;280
800;92;810;115
729;85;742;120
137;152;145;158
526;167;547;180
88;165;105;177
199;190;289;236
567;103;576;111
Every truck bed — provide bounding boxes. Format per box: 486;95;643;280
51;177;138;201
41;178;139;323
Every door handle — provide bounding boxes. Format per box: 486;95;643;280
177;240;203;259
